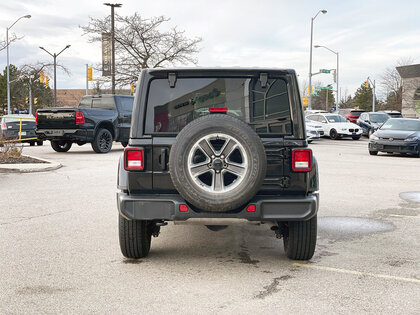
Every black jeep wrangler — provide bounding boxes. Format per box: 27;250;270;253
117;68;319;260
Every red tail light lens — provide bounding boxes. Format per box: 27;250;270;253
209;107;228;113
1;122;6;130
35;112;38;125
124;148;144;171
292;149;312;172
247;204;256;212
179;204;188;212
75;111;85;125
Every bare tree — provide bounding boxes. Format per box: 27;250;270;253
0;33;21;52
81;13;202;87
380;57;414;111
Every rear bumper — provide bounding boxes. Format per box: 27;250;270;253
117;192;319;223
369;140;419;154
1;129;36;141
36;129;92;142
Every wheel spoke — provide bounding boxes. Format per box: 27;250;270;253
198;139;216;158
226;162;246;176
212;171;224;192
190;162;210;177
220;139;237;157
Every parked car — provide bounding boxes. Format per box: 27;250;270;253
336;108;365;123
117;68;319;261
305;118;324;142
304;109;328;116
357;112;390;137
1;114;43;146
368;118;420;156
378;110;403;118
307;113;362;140
36;94;133;153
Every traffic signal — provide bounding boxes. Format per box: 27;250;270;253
308;85;313;95
40;70;45;83
130;83;135;93
364;80;368;88
34;97;38;104
46;76;49;88
88;68;93;81
25;97;29;104
332;70;336;83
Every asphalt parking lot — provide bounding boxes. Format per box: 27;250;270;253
1;138;419;314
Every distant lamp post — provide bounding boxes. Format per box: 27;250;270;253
6;14;31;115
315;45;339;109
104;3;122;94
39;45;71;106
308;9;327;110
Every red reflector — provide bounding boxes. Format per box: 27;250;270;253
124;148;144;171
292;149;312;172
75;111;85;125
247;204;256;212
35;112;38;125
179;204;188;212
209;107;228;113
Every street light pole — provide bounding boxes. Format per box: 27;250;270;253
314;45;339;109
367;77;376;112
39;45;71;106
6;15;31;115
308;9;327;110
104;3;122;94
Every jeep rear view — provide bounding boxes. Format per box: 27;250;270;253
117;68;319;260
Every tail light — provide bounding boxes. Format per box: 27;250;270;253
35;112;38;125
75;111;85;125
292;149;312;172
124;148;145;171
209;107;228;113
1;122;6;130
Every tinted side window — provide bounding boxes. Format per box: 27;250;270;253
116;97;134;112
92;97;116;110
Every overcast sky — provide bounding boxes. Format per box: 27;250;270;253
0;0;419;101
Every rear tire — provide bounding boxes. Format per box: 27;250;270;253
37;141;43;146
330;129;338;140
369;150;378;156
91;128;113;153
51;141;72;152
30;142;35;146
282;216;317;260
119;215;152;259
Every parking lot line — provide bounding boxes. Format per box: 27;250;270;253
292;263;420;284
389;214;419;219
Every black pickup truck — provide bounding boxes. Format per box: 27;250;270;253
36;94;133;153
117;68;319;260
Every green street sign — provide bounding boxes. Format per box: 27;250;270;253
311;93;320;97
320;69;331;73
316;86;333;90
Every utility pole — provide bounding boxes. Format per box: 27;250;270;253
314;45;339;109
39;45;71;106
308;9;327;110
29;75;34;114
104;3;122;94
86;64;89;95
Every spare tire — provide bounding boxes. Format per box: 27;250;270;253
169;114;266;212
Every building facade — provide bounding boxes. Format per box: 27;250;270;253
396;64;420;118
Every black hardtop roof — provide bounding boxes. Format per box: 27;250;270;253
145;67;296;77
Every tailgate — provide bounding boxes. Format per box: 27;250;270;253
37;108;78;129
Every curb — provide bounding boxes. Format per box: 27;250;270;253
0;155;62;173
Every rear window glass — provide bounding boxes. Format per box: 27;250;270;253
79;97;92;108
92;97;116;110
145;77;292;134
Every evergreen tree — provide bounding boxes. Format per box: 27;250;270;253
353;82;373;111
